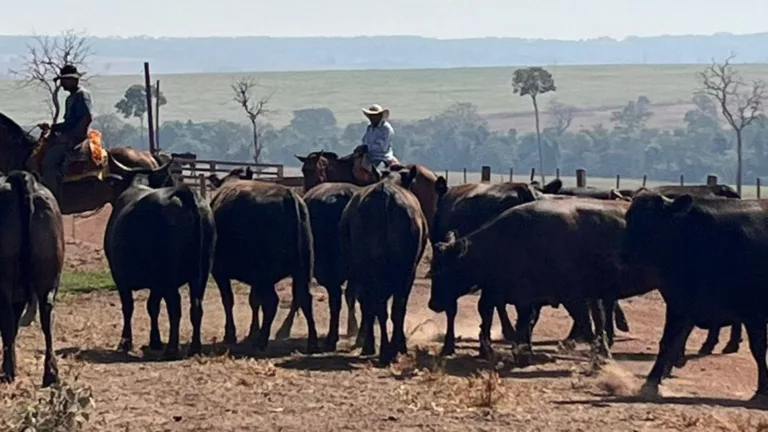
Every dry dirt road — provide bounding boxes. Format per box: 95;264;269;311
2;209;768;431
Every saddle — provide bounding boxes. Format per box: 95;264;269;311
30;129;109;182
347;145;402;184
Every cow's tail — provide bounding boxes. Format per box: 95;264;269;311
172;186;206;291
7;172;35;308
291;192;314;290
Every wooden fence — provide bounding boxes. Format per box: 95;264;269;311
446;166;763;198
171;156;304;199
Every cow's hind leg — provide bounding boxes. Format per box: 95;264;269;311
163;290;182;360
292;277;319;353
38;291;58;387
440;303;458;357
723;323;742;354
477;291;495;360
359;298;375;356
254;286;278;351
345;283;359;338
0;301;21;383
324;283;342;351
496;304;516;342
274;300;298;340
565;301;594;343
614;302;630;332
744;319;768;402
589;299;611;358
19;293;37;327
146;291;163;351
373;299;391;365
214;275;237;345
188;281;205;356
117;288;134;352
247;287;263;342
390;293;408;357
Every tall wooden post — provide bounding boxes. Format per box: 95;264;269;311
707;175;718;186
155;79;161;150
576;169;586;188
481;166;491;183
144;62;156;154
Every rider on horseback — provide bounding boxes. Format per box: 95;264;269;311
357;104;399;178
36;64;93;201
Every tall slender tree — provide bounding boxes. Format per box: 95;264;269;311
512;67;556;182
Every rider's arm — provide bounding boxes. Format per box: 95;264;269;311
52;90;93;135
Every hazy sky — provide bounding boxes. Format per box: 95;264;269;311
5;0;768;39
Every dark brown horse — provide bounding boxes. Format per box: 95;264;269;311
0;112;178;215
294;151;439;231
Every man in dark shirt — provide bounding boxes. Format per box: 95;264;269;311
37;64;93;201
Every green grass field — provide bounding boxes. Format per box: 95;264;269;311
3;64;768;131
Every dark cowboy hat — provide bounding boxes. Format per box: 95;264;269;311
54;64;84;81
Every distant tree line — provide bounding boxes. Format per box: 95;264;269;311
84;94;768;184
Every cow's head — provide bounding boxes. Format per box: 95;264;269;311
105;160;179;201
207;167;252;190
623;190;693;269
428;231;474;314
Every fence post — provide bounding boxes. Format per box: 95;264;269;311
277;165;284;179
198;174;207;200
707;175;718;186
444;170;449;182
576;169;586;188
642;174;647;187
680;174;684;186
463;168;467;184
481;166;491;183
530;168;536;182
615;174;620;189
556;168;560;179
509;168;513;182
758;178;762;199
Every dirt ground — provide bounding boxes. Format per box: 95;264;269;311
3;210;768;431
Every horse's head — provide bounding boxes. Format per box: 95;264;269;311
0;112;39;173
295;150;340;192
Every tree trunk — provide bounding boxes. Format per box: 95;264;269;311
532;95;545;183
251;119;260;163
736;129;743;195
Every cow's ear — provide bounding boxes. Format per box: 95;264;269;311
435;176;448;196
295;155;308;163
541;178;562;194
609;189;625;201
400;166;418;189
668;194;694;214
438;231;470;258
207;174;222;188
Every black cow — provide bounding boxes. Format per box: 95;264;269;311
638;184;743;356
623;192;768;401
105;177;215;358
429;198;630;359
431;177;568;355
275;182;362;351
209;173;319;353
340;168;428;365
0;171;63;387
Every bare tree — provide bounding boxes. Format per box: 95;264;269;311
700;53;765;195
548;100;576;136
9;30;93;123
231;76;273;163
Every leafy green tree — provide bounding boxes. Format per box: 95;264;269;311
512;67;556;182
114;83;167;143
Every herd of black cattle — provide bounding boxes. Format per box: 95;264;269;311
2;160;768;404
